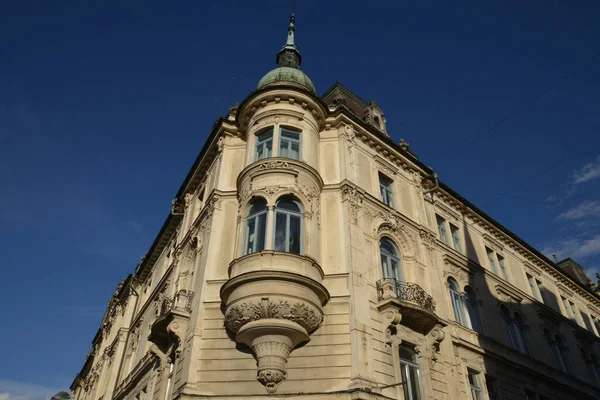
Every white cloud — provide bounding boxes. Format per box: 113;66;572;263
557;200;600;220
542;234;600;261
573;155;600;184
0;380;62;400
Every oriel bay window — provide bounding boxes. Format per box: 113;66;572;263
274;196;303;254
253;126;302;161
243;195;304;256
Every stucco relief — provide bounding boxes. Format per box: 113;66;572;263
341;184;364;224
224;296;323;335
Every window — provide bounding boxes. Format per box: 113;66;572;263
279;127;301;160
436;215;450;245
536;280;546;303
561;297;574;320
527;274;542;302
468;370;482;400
254;129;273;160
501;306;518;350
524;390;537;400
165;362;174;400
589;354;600;386
497;254;508;281
450;223;462;253
448;278;466;326
486;247;499;275
546;331;570;373
379;174;394;207
485;376;499;400
140;387;147;400
380;237;403;283
274;196;303;254
593;316;600;336
244;198;267;254
399;343;423;400
570;302;581;324
581;312;594;332
465;287;482;333
514;313;530;355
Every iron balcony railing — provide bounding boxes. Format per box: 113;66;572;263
376;278;435;312
158;290;194;317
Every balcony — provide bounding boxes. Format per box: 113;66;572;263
220;251;329;394
376;278;441;335
148;290;194;353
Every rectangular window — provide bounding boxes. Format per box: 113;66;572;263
569;301;580;324
581;312;593;331
527;274;539;300
561;297;573;319
279;127;301;160
140;387;147;400
468;370;482;400
450;223;463;253
255;129;273;160
436;215;449;245
486;247;499;275
399;343;422;400
379;174;394;207
485;376;499;400
536;280;546;304
497;254;508;281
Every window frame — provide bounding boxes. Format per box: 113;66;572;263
379;173;395;208
279;126;302;160
380;237;404;283
273;197;303;254
448;278;466;326
468;369;483;400
436;214;450;246
254;128;274;161
449;223;463;253
243;198;268;255
399;343;423;400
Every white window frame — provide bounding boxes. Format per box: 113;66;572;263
279;126;301;160
254;129;274;161
468;369;483;400
399;343;423;400
379;173;395;208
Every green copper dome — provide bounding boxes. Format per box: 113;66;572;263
257;66;316;95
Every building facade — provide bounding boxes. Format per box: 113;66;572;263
71;14;600;400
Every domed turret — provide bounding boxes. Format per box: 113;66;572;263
256;14;316;95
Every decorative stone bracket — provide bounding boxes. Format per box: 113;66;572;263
221;252;329;393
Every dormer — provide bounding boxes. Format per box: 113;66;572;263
364;100;388;136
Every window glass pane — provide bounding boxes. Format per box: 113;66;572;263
399;344;416;362
246;218;256;254
256;213;266;252
381;254;389;278
274;213;287;251
436;215;448;244
408;366;422;400
281;129;300;140
450;224;462;252
277;199;301;212
265;139;272;157
280;140;289;158
289;214;301;254
290;141;300;160
380;238;396;255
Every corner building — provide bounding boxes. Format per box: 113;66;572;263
71;15;600;400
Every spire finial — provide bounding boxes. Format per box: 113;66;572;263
276;12;301;69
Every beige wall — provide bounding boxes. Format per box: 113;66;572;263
72;86;600;400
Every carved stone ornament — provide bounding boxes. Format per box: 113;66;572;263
224;297;323;335
429;325;446;363
341;184;364;224
382;309;402;347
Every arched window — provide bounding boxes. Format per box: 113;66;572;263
464;287;481;333
380;237;403;282
514;313;530;354
244;198;267;254
448;278;466;326
274;196;303;254
500;306;518;350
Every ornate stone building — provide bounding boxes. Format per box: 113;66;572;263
71;14;600;400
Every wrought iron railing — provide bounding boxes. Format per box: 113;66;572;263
158;290;194;317
376;278;435;312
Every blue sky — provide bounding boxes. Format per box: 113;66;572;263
0;1;599;398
